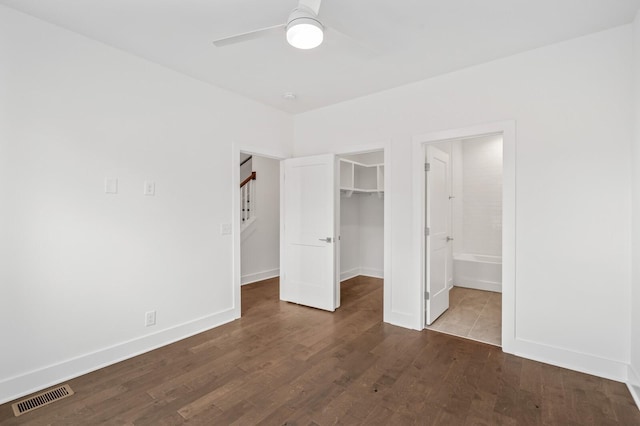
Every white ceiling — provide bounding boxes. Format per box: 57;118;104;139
2;0;639;114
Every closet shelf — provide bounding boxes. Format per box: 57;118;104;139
340;188;384;198
339;158;384;197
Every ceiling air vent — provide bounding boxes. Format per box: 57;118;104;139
12;384;74;417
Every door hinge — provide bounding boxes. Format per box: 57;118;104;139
425;227;430;236
425;163;430;172
425;291;430;300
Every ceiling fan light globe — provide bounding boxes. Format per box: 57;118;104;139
286;18;323;49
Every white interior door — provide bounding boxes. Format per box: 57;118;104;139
280;154;339;311
425;146;452;325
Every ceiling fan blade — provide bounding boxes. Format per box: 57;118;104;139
298;0;322;16
213;24;285;47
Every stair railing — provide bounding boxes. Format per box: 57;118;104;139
240;171;257;225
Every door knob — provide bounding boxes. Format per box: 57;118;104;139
446;236;454;242
319;237;333;243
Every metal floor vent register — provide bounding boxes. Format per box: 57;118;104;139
12;384;74;417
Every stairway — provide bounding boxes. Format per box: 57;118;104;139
240;171;256;231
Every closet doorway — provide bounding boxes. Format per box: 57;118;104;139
338;150;385;313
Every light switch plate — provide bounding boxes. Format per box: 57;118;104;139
220;223;232;235
104;178;118;194
145;310;156;327
144;181;155;196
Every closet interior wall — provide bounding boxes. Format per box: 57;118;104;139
339;151;384;281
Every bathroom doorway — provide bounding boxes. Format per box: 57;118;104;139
424;135;503;346
413;121;516;351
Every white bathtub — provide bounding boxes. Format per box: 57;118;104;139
453;253;502;293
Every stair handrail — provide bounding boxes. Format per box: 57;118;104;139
240;171;256;188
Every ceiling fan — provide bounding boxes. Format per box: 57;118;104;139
212;0;326;50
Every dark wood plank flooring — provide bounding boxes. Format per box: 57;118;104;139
1;276;638;425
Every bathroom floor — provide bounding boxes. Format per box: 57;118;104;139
425;286;502;346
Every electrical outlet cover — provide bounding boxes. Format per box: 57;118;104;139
104;178;118;194
144;181;155;196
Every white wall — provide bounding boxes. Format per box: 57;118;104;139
459;135;503;257
240;155;253;182
630;9;640;404
240;156;280;284
339;152;384;280
340;194;361;279
0;6;292;403
340;151;384;165
340;194;384;280
357;193;384;277
451;141;464;256
437;136;503;258
294;26;633;381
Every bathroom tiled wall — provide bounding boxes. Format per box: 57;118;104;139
458;135;503;256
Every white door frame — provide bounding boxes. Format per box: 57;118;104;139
334;141;392;323
412;121;516;353
231;143;288;319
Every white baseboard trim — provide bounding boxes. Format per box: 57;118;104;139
241;268;279;285
507;337;629;383
340;267;384;282
340;268;360;282
455;279;502;293
386;310;420;330
628;364;640;410
0;307;238;405
359;267;384;279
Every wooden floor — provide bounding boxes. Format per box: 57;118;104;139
1;276;639;425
